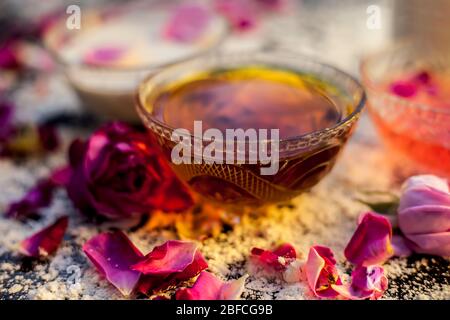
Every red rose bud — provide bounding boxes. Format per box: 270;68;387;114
66;122;193;220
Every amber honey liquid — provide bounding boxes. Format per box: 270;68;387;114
149;67;354;207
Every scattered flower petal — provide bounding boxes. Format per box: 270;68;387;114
5;178;56;219
250;243;296;271
83;231;143;296
20;216;68;258
344;212;393;266
163;3;211;42
175;271;247;300
305;245;341;298
332;265;387;300
132;240;208;294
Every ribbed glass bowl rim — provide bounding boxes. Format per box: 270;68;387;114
136;48;366;144
42;0;229;73
360;42;450;116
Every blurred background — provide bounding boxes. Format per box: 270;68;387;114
1;0;450;125
2;0;450;76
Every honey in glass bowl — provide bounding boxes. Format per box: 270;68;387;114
137;50;365;208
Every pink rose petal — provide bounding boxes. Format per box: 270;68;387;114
305;245;341;298
5;178;56;219
175;271;247;300
405;232;450;257
332;265;388;300
132;240;208;295
83;231;143;296
344;212;393;266
214;0;258;31
20;216;68;258
250;243;296;271
163;3;211;42
399;205;450;234
389;80;418;98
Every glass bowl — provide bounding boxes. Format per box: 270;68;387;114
43;0;228;122
137;48;366;208
361;43;450;177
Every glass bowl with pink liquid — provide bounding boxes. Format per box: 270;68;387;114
361;43;450;177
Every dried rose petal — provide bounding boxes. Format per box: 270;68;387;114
163;3;211;42
83;231;143;296
175;271;247;300
133;240;199;275
132;240;208;294
250;243;296;271
305;245;342;298
20;216;68;258
389;81;418;98
344;212;393;266
214;0;258;31
332;265;388;300
5;178;56;219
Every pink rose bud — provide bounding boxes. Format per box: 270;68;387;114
398;175;450;257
